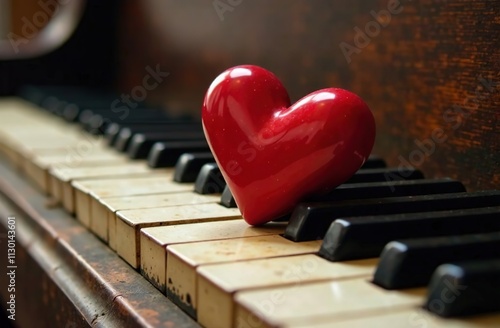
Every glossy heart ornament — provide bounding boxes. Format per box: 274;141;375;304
202;65;376;225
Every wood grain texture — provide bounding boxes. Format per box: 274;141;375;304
0;155;199;328
10;0;55;36
118;0;499;190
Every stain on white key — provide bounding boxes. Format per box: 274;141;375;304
116;203;241;268
71;172;174;227
234;278;425;328
50;163;159;213
141;220;285;293
197;255;377;328
91;191;214;242
166;235;322;319
25;152;127;193
99;192;218;246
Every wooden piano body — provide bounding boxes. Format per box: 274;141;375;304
0;1;498;327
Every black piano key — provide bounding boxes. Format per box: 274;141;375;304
22;84;196;134
84;110;170;135
62;97;122;120
62;93;146;122
147;141;210;168
220;185;237;208
77;106;156;124
18;85;49;106
63;102;114;122
107;123;193;146
105;122;132;145
114;124;201;152
62;103;91;122
105;122;197;146
33;87;89;112
373;232;500;289
361;155;386;168
310;179;465;202
61;93;136;122
127;131;205;159
78;107;119;126
284;190;500;242
40;95;64;114
45;98;72;117
194;163;226;194
18;86;135;122
173;153;215;183
425;259;500;317
345;167;424;184
114;128;140;152
319;206;500;261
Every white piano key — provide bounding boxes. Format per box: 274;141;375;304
166;235;322;319
140;219;284;292
116;203;241;268
98;192;219;245
234;278;426;328
50;163;161;213
25;152;128;193
197;255;377;328
72;171;185;227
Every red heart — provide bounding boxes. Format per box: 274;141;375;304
202;65;376;225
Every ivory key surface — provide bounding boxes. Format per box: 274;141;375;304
78;173;193;236
72;171;174;227
50;163;159;212
25;152;127;193
140;219;284;293
166;235;322;319
115;203;241;268
197;255;377;328
234;278;426;328
98;192;218;245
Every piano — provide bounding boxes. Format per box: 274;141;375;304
0;1;499;327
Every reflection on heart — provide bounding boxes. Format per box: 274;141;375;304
202;65;376;225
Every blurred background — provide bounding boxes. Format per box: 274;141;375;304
0;0;498;191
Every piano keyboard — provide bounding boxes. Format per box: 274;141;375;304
0;87;499;328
